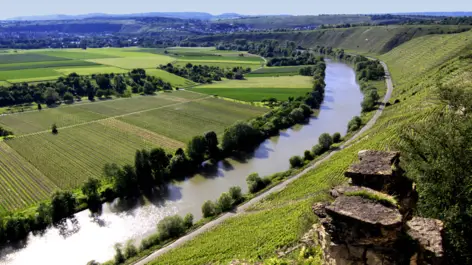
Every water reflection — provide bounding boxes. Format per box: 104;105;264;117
0;61;362;265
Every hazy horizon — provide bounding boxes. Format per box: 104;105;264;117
2;0;472;20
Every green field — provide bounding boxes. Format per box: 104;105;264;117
0;60;100;71
0;53;67;64
145;69;196;88
88;56;175;69
0;69;62;82
0;91;266;210
0;81;11;87
192;76;313;101
246;66;306;77
149;30;472;265
55;66;128;75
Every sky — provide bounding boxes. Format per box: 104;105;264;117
1;0;472;19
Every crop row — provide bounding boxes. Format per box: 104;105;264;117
0;142;57;212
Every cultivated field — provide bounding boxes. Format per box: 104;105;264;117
192;76;314;101
246;66;305;77
0;91;266;210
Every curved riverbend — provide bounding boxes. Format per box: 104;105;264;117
0;61;363;265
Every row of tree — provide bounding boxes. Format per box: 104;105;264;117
216;39;300;58
159;63;251;84
0;69;173;108
0;126;13;137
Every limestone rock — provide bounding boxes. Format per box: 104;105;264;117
407;217;444;265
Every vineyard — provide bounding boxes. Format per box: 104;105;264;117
0;90;266;209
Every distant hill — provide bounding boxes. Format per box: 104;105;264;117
396;12;472;17
7;12;248;21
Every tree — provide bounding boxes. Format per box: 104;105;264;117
229;186;243;203
400;85;472;263
361;96;376;112
187;135;208;164
37;103;42;111
217;192;233;212
134;150;153;191
202;200;217;218
143;81;156;94
348;116;362;132
149;148;170;185
221;121;262;153
113;165;138;197
50;190;76;222
289;156;304;168
246;173;268;194
44;88;59;105
304;150;314;161
81;178;101;212
113;75;127;94
123;240;138;259
204;131;219;158
157;215;185;240
113;243;125;265
183;213;193;228
96;74;111;90
51;123;58;135
332;132;341;143
63;92;74;102
289;108;306;123
318;133;333;151
312;144;324;156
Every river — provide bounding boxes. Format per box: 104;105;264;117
0;61;362;265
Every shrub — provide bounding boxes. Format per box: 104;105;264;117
139;233;160;251
318;133;333;151
312;144;324;156
63;92;74;102
113;243;125;265
361;96;376;112
348;116;362;132
202;200;217;218
303;150;314;161
218;192;233;212
229;186;243;203
289;156;304;168
51;123;58;135
246;173;265;193
183;213;193;228
332;132;341;143
157;215;185;241
123;240;138;259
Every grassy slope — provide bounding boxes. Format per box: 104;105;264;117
149;30;472;264
191;25;472;55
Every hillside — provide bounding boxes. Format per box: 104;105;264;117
190;25;472;54
147;30;472;264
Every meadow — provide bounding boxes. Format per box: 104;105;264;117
149;30;472;265
192;76;313;101
0;91;267;211
246;65;306;77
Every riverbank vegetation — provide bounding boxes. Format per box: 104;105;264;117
159;64;251;84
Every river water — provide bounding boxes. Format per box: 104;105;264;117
0;61;362;265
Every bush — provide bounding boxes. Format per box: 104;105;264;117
123;240;138;259
139;233;160;251
229;186;243;203
311;144;324;156
246;173;265;193
348;116;362;132
332;132;341;143
113;243;125;265
361;96;376;112
318;133;333;151
63;92;74;102
51;123;58;135
290;156;304;168
183;213;193;228
157;215;185;241
303;150;314;161
217;192;233;212
202;200;217;218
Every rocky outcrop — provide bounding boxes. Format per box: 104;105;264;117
312;150;445;265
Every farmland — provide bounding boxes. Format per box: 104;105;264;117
0;47;263;85
0;91;267;210
192;76;314;101
246;66;306;77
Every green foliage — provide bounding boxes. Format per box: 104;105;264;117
318;133;333;151
50;190;76;222
113;243;125;265
303;150;314;161
187;135;208;164
202;200;218;218
332;132;341;143
139;233;160;251
123;240;138;259
345;190;398;208
289;156;304;168
311;144;324;156
157;215;186;241
217;192;233;212
347;116;362;132
229;186;243;203
222;121;262;153
183;213;194;229
246;173;270;194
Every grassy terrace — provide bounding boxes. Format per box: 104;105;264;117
148;30;472;265
0;91;267;212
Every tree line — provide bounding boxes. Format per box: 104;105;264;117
0;69;173;108
159;63;251;84
216;39;300;58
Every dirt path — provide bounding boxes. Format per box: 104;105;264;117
133;61;394;265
